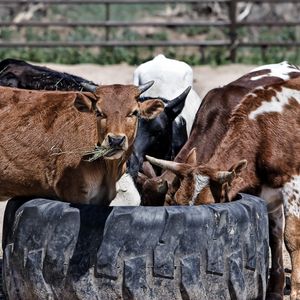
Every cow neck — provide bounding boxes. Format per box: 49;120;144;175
207;118;260;200
103;157;125;198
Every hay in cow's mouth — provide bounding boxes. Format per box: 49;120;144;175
50;145;115;161
82;146;115;162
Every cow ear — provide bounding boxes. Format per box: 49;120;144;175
165;86;191;121
185;147;197;166
136;172;148;187
142;161;157;179
215;160;247;184
229;159;247;175
74;94;94;113
139;99;164;119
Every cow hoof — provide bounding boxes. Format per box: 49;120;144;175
3;194;269;300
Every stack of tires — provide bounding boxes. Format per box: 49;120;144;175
2;194;269;300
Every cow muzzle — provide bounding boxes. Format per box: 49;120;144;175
108;135;125;148
102;134;128;160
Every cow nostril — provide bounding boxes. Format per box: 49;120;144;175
120;136;125;145
108;135;125;148
108;135;113;146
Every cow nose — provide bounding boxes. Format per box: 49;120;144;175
108;135;126;148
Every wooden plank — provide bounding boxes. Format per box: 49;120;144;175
0;40;231;47
0;21;231;27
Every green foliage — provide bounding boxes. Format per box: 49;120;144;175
237;47;300;65
150;31;168;41
0;4;299;65
0;28;13;40
1;44;299;66
177;26;209;37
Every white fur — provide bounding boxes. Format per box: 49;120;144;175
282;175;300;218
110;173;141;206
189;174;209;206
250;61;300;81
133;54;202;135
249;87;300;120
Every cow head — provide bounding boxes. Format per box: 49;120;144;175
146;152;247;205
81;81;164;161
135;162;168;206
127;86;191;177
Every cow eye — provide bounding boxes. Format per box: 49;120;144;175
96;110;106;118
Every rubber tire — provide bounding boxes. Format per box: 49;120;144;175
2;193;269;300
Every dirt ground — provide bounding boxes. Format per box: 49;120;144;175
0;62;292;296
38;62;257;98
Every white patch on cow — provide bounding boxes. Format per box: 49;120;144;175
247;92;258;98
189;174;209;206
260;185;283;213
110;173;141;206
250;61;300;81
249;87;300;120
282;175;300;218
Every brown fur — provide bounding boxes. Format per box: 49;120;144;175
0;85;164;205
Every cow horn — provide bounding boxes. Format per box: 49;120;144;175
138;81;154;94
146;155;187;176
171;86;191;102
81;82;98;93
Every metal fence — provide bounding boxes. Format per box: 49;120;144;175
0;0;299;62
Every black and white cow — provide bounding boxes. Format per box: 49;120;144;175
130;54;201;176
128;87;191;177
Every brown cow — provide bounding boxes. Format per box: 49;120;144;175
0;82;164;205
147;75;300;299
139;62;300;206
139;62;300;299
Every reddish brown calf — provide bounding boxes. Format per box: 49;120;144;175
0;83;163;205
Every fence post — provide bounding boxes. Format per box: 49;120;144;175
261;45;268;62
199;46;205;64
105;2;110;41
229;0;237;62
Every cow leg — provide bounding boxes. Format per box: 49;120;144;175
285;216;300;300
267;205;285;300
282;176;300;300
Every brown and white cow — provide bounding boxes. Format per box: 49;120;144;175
0;82;164;205
147;75;300;299
139;62;300;207
138;62;300;298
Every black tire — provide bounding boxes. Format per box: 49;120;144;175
2;194;269;300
